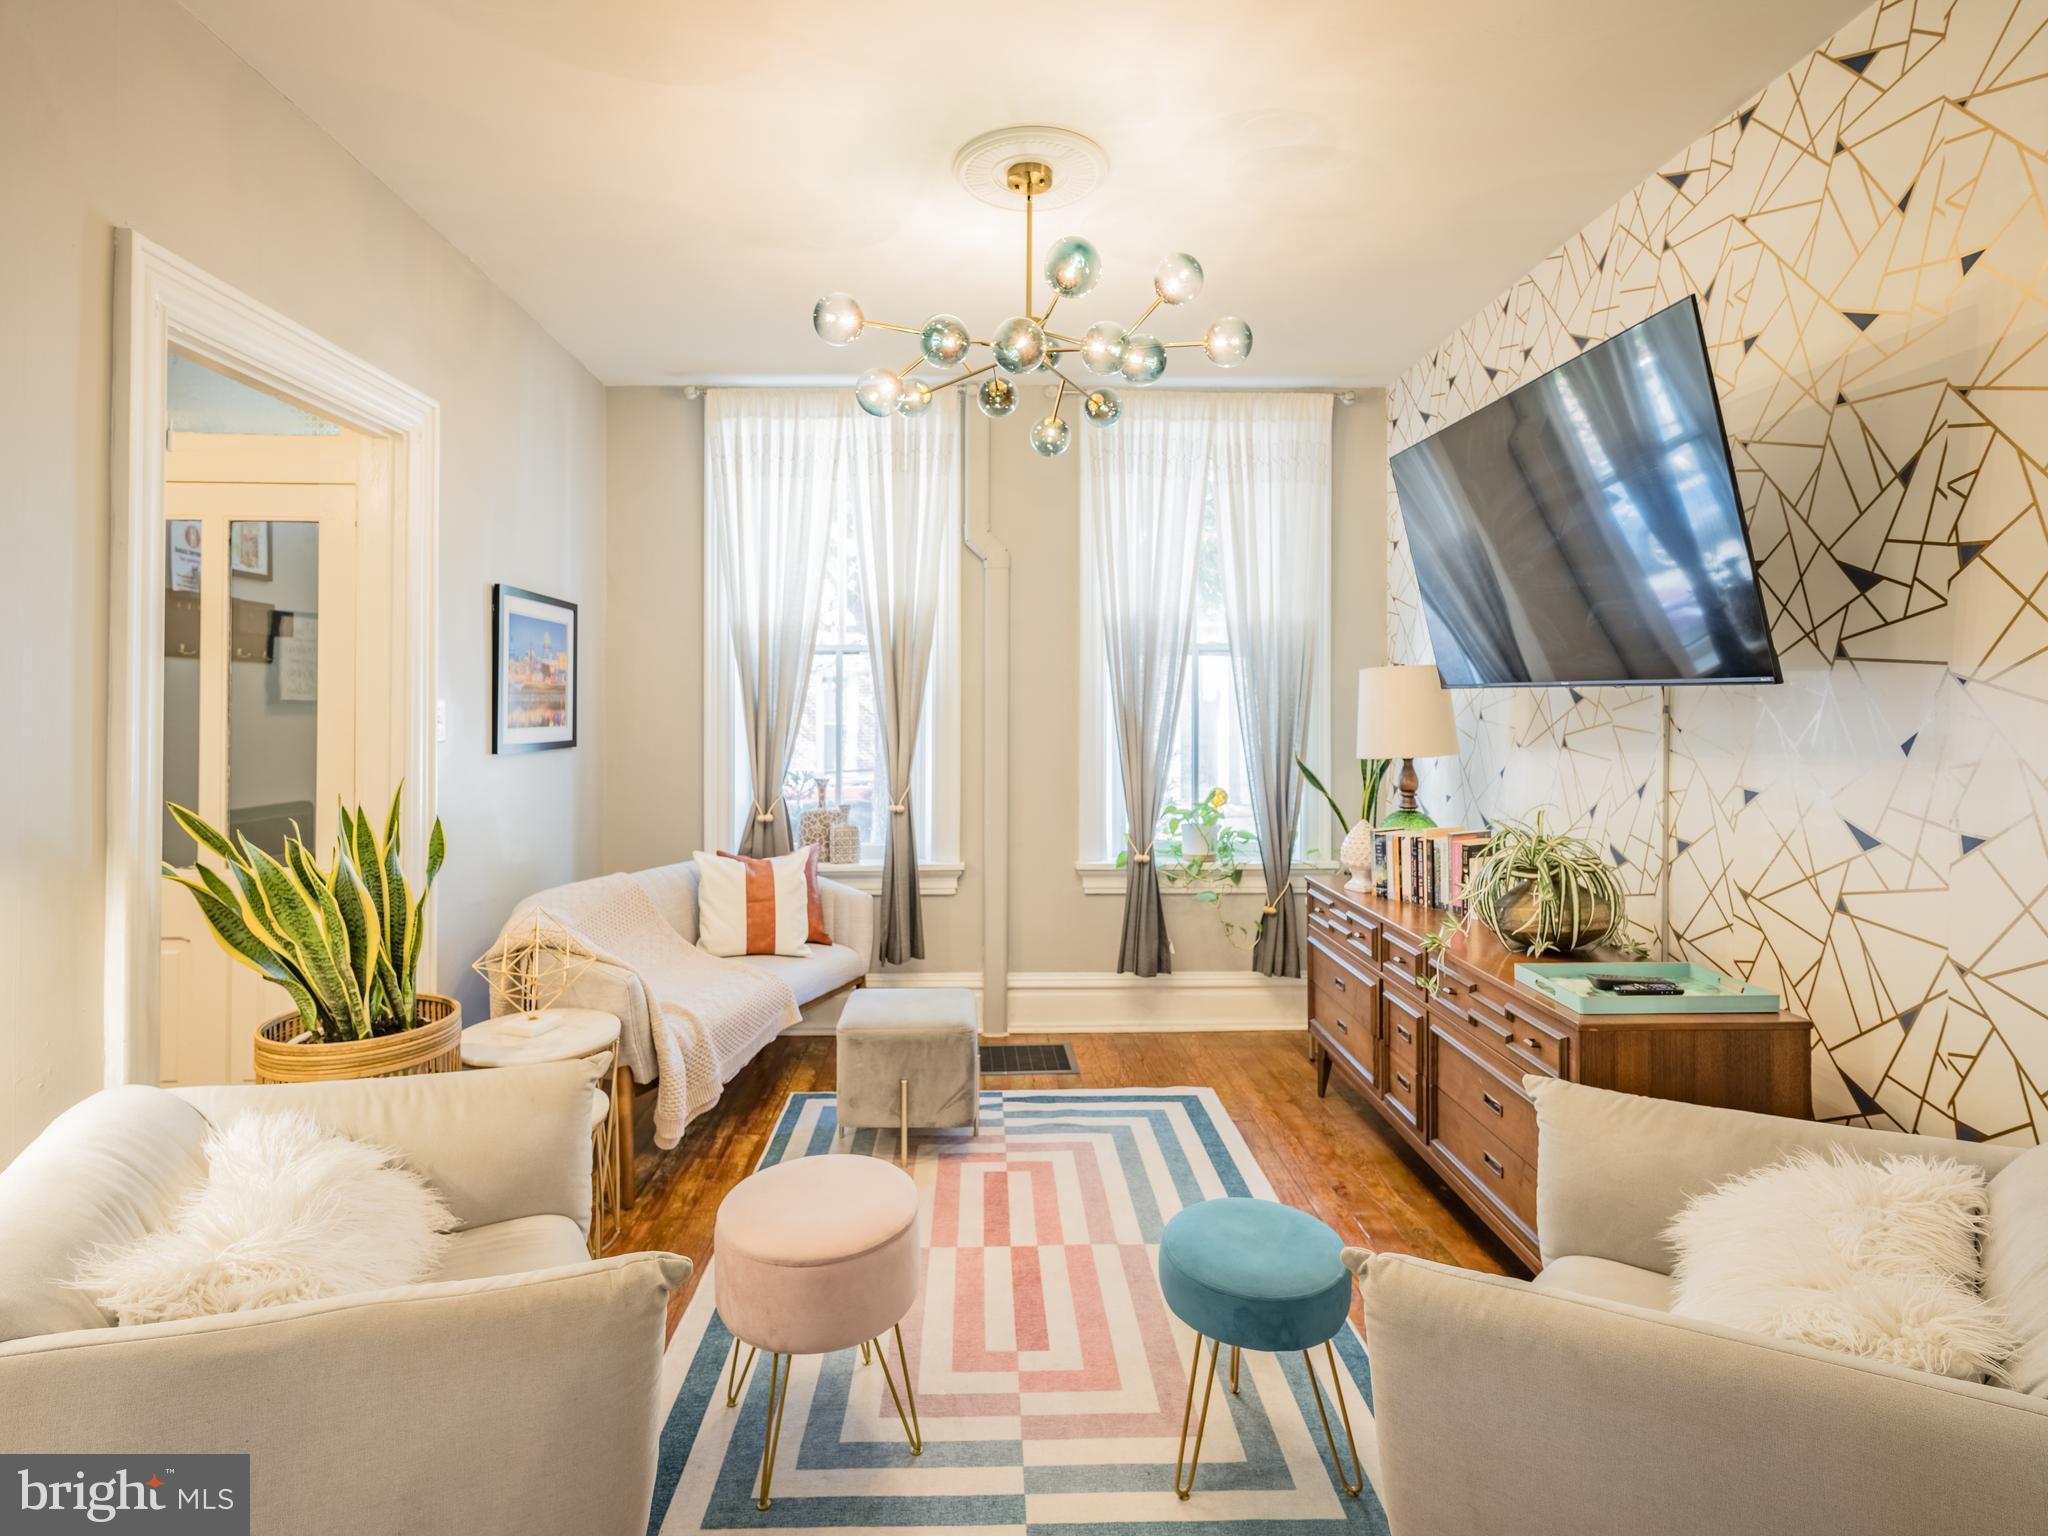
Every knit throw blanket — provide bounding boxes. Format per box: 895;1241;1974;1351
510;874;798;1149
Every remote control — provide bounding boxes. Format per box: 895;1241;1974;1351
1587;974;1684;996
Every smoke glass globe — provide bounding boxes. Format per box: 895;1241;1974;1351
1118;333;1168;386
991;316;1047;374
977;376;1019;418
1043;235;1103;298
854;367;903;418
897;377;935;417
1152;253;1204;305
1082;387;1122;426
1080;321;1127;376
1030;415;1072;457
919;313;971;367
813;292;865;346
1203;316;1253;367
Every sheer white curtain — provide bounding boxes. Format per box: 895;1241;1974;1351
1213;393;1332;977
848;401;960;963
706;389;849;853
1081;394;1213;976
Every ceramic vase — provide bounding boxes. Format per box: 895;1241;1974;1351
798;806;836;852
829;822;862;864
1340;819;1377;893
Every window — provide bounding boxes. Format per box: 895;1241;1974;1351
1079;452;1333;883
702;393;960;892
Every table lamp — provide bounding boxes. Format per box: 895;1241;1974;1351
1357;664;1459;831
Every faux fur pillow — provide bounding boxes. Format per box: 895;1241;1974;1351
1666;1148;2015;1381
74;1111;455;1325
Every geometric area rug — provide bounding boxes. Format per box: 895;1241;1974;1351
648;1089;1390;1533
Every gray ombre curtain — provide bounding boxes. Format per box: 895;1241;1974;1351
706;389;846;854
1212;393;1333;977
1082;395;1211;976
848;397;960;963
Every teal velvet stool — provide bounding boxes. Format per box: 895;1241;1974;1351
1157;1197;1363;1500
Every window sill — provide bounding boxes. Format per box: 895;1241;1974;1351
1075;861;1338;897
816;861;963;898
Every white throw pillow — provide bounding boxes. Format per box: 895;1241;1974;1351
693;848;809;958
1984;1144;2048;1397
1666;1148;2015;1381
74;1111;455;1325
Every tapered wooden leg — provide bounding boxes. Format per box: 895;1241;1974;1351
616;1066;639;1209
1316;1047;1334;1098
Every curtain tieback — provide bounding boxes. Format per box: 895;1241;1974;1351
752;796;782;826
1125;836;1154;867
1262;878;1293;916
889;800;908;815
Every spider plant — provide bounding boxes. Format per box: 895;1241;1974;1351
160;786;445;1043
1463;811;1629;956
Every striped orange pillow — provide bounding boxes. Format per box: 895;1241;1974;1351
717;845;831;946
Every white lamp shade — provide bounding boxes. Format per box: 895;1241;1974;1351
1357;665;1459;759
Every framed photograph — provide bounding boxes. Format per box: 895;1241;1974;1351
167;519;203;593
492;584;577;753
230;519;271;579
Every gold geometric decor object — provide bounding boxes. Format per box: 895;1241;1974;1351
1385;0;2048;1145
471;913;594;1020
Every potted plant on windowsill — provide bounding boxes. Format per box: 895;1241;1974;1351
161;788;457;1083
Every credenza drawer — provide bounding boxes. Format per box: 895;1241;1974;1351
1381;924;1430;991
1432;1093;1537;1236
1433;1023;1538;1168
1306;894;1378;968
1434;970;1568;1081
1309;938;1379;1090
1384;1057;1421;1130
1383;983;1422;1073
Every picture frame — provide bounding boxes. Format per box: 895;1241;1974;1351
229;519;271;579
491;584;577;753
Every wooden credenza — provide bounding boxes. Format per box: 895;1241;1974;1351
1305;877;1812;1270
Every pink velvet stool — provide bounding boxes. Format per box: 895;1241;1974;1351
713;1153;923;1508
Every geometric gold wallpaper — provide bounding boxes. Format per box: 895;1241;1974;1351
1388;0;2048;1142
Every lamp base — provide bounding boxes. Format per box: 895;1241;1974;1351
1381;806;1437;831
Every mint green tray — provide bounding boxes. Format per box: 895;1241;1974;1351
1511;962;1780;1015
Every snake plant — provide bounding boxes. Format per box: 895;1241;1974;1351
1296;756;1391;828
161;787;445;1043
1463;811;1629;956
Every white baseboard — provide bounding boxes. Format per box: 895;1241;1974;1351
787;969;1304;1035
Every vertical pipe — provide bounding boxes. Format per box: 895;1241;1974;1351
1024;194;1034;319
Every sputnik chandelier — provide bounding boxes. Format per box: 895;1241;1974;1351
809;126;1253;457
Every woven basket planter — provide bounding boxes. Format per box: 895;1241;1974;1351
253;994;464;1084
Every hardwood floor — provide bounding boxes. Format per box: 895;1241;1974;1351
612;1028;1522;1337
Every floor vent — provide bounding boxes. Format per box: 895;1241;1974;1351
979;1042;1079;1077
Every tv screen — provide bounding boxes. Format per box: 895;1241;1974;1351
1390;296;1780;687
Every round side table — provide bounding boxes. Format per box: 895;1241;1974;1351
462;1008;625;1257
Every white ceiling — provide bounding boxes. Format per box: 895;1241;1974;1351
179;0;1868;388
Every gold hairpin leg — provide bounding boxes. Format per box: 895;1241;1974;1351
724;1336;759;1408
755;1352;792;1509
871;1322;924;1454
860;1339;872;1366
1304;1339;1364;1498
1174;1333;1221;1500
1229;1344;1241;1394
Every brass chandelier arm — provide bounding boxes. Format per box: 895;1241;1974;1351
1127;296;1162;334
1040;293;1060;328
1042;331;1085;346
1024;192;1035;316
1051;376;1068;418
1048;365;1096;395
927;361;998;394
1162;339;1211;348
863;320;925;337
899;352;926;377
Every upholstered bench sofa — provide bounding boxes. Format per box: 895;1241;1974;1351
486;859;876;1199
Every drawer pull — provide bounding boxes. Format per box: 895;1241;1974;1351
1333;1015;1348;1033
1481;1092;1505;1117
1332;975;1345;992
1481;1150;1505;1178
1394;1022;1413;1044
1395;1071;1412;1091
1524;1036;1542;1051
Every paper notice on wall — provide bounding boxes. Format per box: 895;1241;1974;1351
276;634;317;702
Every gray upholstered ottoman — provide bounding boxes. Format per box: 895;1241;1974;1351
835;988;980;1161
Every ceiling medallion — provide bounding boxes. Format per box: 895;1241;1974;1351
810;126;1253;458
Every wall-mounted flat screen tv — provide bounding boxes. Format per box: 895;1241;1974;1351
1390;296;1780;687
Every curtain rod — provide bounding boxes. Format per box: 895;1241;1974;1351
681;384;1365;404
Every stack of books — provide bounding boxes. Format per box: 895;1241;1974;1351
1371;827;1491;911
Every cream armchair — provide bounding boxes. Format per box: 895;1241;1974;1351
1354;1079;2048;1536
0;1062;689;1536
